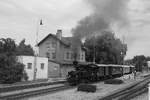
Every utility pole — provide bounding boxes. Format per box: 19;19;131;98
33;18;43;80
93;35;96;64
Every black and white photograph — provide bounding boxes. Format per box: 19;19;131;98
0;0;150;100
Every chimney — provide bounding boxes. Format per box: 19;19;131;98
56;29;62;40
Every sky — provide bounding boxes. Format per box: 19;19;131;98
0;0;150;59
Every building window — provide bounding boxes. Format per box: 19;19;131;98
47;46;50;51
66;52;70;59
52;52;56;59
41;63;44;70
78;54;80;60
27;63;32;69
71;53;74;60
81;54;84;60
46;52;50;58
46;42;51;50
52;42;56;48
54;66;58;70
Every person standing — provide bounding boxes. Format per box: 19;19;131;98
134;70;136;80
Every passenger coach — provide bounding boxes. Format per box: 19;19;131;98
67;63;135;85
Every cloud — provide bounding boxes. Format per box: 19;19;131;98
134;19;150;27
117;0;150;59
0;0;90;45
0;0;150;59
126;37;150;59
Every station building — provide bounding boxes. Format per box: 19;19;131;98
37;29;86;78
18;56;48;81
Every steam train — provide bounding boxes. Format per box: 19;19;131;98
67;63;135;85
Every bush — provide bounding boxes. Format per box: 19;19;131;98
104;79;124;84
77;84;97;92
22;71;28;81
0;62;25;84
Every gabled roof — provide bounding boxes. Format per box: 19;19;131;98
37;33;69;47
37;33;86;51
62;37;86;51
62;37;73;45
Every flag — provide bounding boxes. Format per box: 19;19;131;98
40;19;43;25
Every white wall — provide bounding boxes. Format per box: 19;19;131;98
18;56;48;81
148;61;150;67
36;57;48;79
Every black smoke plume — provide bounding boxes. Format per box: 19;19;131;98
71;0;130;61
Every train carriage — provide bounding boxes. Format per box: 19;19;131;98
96;64;107;79
130;65;135;73
107;64;123;78
122;65;131;75
67;63;135;85
95;64;123;78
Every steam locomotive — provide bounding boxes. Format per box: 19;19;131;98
67;63;135;85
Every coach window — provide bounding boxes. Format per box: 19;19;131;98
113;68;116;71
27;63;32;69
41;63;44;70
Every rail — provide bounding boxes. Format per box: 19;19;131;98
0;84;73;100
99;75;150;100
0;80;66;93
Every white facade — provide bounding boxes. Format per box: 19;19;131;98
18;56;48;81
148;61;150;67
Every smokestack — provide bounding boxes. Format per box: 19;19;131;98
56;29;62;40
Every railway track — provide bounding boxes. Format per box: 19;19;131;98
99;75;150;100
1;74;150;100
0;80;66;93
0;84;73;100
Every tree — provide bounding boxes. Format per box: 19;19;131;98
0;38;25;83
146;56;150;61
124;59;133;65
84;31;127;64
132;55;147;72
16;39;34;56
